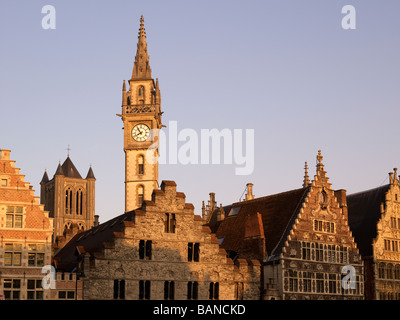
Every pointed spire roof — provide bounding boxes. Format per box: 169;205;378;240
131;15;152;80
55;162;64;176
41;170;49;184
61;156;82;179
86;166;96;180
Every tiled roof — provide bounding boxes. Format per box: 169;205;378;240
214;187;309;260
54;211;134;272
347;185;390;257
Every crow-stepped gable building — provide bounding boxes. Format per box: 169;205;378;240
206;151;364;300
347;168;400;300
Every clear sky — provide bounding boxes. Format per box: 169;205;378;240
1;1;399;223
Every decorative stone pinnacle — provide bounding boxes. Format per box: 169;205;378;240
316;150;324;172
303;162;310;188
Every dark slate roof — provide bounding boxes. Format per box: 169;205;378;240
214;187;309;260
54;163;64;176
54;211;134;272
61;156;82;179
86;166;95;179
347;184;390;258
40;170;49;183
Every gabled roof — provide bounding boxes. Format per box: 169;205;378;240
54;211;134;272
347;184;390;257
214;187;309;260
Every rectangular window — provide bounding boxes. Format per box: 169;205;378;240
316;273;324;293
235;282;244;300
114;280;125;299
1;179;7;186
27;244;45;267
165;213;176;233
209;282;219;300
5;207;23;228
58;291;75;300
164;281;175;300
302;272;312;293
139;280;151;300
301;242;310;260
27;279;43;300
188;242;200;262
4;243;22;266
313;219;335;233
139;240;152;260
187;281;198;300
288;270;298;292
6;214;13;228
3;279;21;300
329;274;337;293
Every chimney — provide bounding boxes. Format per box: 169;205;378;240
217;204;225;222
94;215;99;227
245;183;254;201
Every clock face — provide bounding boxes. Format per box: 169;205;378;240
131;123;150;142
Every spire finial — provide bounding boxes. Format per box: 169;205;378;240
131;15;152;80
66;144;71;157
303;162;310;188
316;150;324;172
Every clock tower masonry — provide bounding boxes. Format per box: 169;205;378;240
119;16;162;212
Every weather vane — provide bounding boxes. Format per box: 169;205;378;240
66;144;71;157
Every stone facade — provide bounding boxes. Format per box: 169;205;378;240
267;151;364;300
54;180;260;300
208;151;364;300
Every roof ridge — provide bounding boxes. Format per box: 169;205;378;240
231;187;307;207
347;184;390;198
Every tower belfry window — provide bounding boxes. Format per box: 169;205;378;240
138;185;144;206
138;86;145;104
138;156;144;175
65;188;72;214
76;189;83;215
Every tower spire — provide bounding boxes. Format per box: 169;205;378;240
303;162;310;188
131;15;152;80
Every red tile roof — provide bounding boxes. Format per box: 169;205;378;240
213;187;309;260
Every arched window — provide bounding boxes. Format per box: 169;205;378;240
378;263;386;279
138;185;144;206
64;221;72;230
138;86;145;104
65;188;72;214
387;264;394;279
76;189;83;215
138;155;144;175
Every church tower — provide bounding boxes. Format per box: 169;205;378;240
119;16;162;212
40;156;96;241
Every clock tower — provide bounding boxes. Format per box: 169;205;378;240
119;16;162;212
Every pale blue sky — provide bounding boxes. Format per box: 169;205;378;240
1;1;399;223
